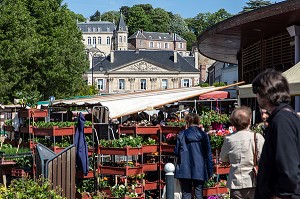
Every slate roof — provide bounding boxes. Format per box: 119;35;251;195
116;14;127;32
128;31;186;42
77;21;116;33
89;50;198;73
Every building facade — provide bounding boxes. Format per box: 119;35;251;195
77;14;128;56
83;50;200;94
128;30;188;56
197;0;300;109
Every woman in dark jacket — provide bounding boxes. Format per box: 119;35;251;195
174;113;214;199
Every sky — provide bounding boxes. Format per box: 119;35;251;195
62;0;284;19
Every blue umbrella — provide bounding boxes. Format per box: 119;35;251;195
74;112;89;175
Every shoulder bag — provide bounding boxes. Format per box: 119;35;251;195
253;132;259;177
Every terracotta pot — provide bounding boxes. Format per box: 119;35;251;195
203;186;228;196
33;126;75;136
98;146;142;156
19;109;48;118
160;126;185;134
81;192;92;199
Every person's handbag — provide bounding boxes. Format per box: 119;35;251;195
253;132;259;177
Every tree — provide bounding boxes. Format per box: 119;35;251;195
181;32;197;51
242;0;272;13
127;6;152;36
101;11;120;23
187;9;232;36
169;14;189;36
90;10;101;21
149;8;170;32
0;0;90;104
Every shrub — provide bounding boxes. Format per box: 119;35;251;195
0;176;65;199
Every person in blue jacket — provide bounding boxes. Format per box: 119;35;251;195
174;113;214;199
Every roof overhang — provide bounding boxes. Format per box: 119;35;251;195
197;0;300;64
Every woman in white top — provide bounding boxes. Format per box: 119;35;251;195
220;106;264;199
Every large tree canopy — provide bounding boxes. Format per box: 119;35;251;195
186;9;232;36
242;0;272;13
0;0;90;105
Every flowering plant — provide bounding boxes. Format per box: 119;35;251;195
99;136;143;148
165;133;177;145
207;195;222;199
99;177;109;188
110;184;138;198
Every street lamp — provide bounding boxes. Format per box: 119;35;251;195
86;46;106;86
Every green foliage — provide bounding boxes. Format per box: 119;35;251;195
77;178;94;194
53;136;72;147
0;0;89;104
4;119;12;126
166;121;186;127
110;184;128;198
34;121;75;128
242;0;272;13
127;6;152;36
212;82;226;87
209;135;224;151
0;176;66;198
101;11;120;23
200;110;229;129
99;136;143;148
142;137;157;145
149;8;170;32
90;10;101;21
204;178;216;188
169;14;189;36
181;31;196;51
186;9;232;36
197;82;210;87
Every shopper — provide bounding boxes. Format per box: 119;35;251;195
220;106;264;199
252;69;300;199
174;113;213;199
257;108;269;137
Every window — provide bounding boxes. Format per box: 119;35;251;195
88;37;91;45
119;79;125;90
107;36;110;44
93;37;96;45
140;40;142;46
119;36;122;43
92;27;96;32
140;79;146;90
162;79;168;89
149;42;154;48
164;43;169;49
98;37;101;44
157;43;161;48
124;36;126;42
182;79;191;87
87;27;91;32
97;79;105;90
97;27;101;32
179;43;183;48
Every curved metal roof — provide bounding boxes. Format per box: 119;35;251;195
197;0;300;64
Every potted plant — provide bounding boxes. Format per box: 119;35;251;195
0;176;65;198
200;111;229;131
33;121;75;136
3;119;14;132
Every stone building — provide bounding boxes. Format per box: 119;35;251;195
128;30;188;56
83;50;200;94
77;14;128;56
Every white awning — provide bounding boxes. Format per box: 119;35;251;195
239;62;300;98
51;82;242;118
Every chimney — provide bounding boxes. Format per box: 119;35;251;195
110;51;114;63
174;51;178;63
194;51;199;69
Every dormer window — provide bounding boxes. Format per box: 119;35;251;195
159;36;161;39
107;27;110;31
97;27;101;32
87;27;91;32
92;27;96;32
149;36;152;39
